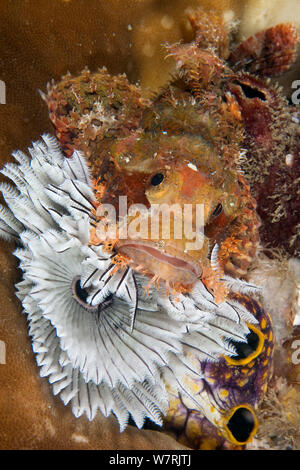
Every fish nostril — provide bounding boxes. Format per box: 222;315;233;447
226;406;257;444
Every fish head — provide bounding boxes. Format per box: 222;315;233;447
96;110;244;288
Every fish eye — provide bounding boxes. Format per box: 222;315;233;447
212;203;223;217
151;173;164;186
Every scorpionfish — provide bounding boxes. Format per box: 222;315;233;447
43;9;297;301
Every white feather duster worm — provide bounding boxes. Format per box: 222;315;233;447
0;135;259;430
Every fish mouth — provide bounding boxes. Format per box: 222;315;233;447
116;240;202;281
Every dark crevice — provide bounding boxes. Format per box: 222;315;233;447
233;81;266;101
229;329;260;360
227;407;255;443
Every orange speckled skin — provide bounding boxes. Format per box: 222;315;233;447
44;10;298;288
